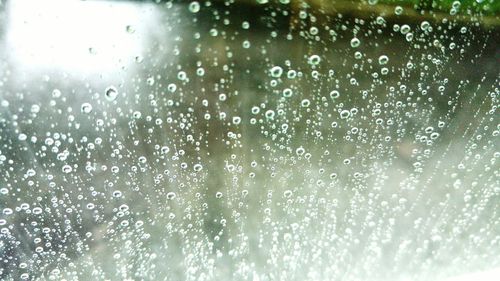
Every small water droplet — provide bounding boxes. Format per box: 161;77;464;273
188;1;200;13
378;55;389;65
81;103;93;114
301;99;311;107
167;192;176;200
350;38;360;48
105;86;118;101
394;5;404;15
308;55;321;66
270;66;283;78
194;164;203;172
62;165;73;174
340;110;351;119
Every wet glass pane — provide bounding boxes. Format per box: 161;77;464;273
0;0;499;280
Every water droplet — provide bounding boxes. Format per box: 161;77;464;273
62;165;73;174
167;83;177;93
420;21;430;31
232;116;241;125
138;156;147;164
105;86;118;101
81;103;93;114
188;1;200;13
270;66;283;78
133;111;142;119
147;77;155;86
394;5;403;15
287;70;297;79
31;104;40;113
161;146;170;154
194;164;203;172
401;24;411;35
378;55;389;65
330;90;340;99
340;110;351;119
308;55;321;66
125;25;135;33
283;88;293;98
113;190;123;198
52;89;62;98
167;192;176;200
350;38;360;48
283;190;292;198
265;110;275;119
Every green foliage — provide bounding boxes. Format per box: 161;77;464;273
368;0;500;14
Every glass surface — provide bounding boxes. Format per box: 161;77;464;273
0;0;498;280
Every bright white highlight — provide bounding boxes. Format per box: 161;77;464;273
443;267;500;281
4;0;156;75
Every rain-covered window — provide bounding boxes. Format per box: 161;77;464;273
0;0;499;280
